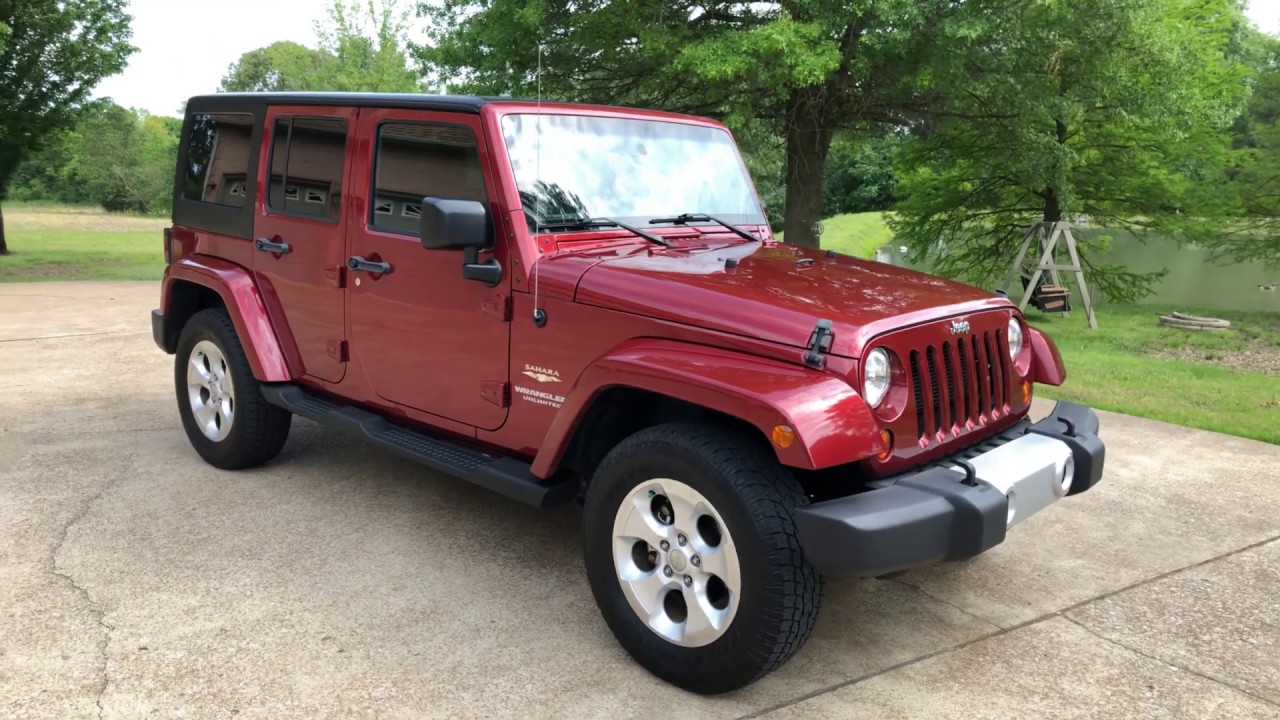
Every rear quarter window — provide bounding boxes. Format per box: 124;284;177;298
172;103;263;240
182;113;256;207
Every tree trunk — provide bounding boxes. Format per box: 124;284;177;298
1043;190;1062;223
0;204;7;256
1042;119;1068;223
782;90;835;249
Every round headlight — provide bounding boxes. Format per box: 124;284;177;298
1007;318;1024;361
863;348;891;408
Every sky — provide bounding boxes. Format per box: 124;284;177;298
95;0;1280;118
94;0;330;117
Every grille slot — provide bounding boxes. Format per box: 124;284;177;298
984;331;999;409
910;350;925;439
925;346;942;435
956;341;972;422
904;321;1010;441
942;342;957;431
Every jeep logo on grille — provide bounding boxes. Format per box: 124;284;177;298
949;319;971;335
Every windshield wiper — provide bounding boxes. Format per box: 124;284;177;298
536;218;674;247
648;213;760;242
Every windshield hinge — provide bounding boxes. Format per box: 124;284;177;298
803;319;834;369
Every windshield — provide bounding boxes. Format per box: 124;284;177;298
499;113;766;231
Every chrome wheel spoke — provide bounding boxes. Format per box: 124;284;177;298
618;494;669;546
683;589;729;645
218;397;234;426
628;568;671;611
695;546;740;596
660;480;702;529
189;354;212;383
647;600;683;641
193;397;216;427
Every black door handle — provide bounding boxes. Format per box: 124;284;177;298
255;237;291;255
348;256;392;275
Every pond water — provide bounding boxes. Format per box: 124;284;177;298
1090;234;1278;313
874;232;1279;313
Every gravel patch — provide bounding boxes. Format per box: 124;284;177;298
1154;344;1280;376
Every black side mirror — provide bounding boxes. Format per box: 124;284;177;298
420;197;491;250
420;197;502;286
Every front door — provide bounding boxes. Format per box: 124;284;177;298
253;107;356;383
346;109;511;431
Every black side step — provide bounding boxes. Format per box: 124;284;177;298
261;384;575;509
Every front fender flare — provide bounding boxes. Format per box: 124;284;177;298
162;256;295;382
1028;327;1066;386
529;339;883;478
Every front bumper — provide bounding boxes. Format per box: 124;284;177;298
794;401;1105;577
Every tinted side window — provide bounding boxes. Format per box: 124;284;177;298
182;113;255;206
268;117;348;220
372;122;486;237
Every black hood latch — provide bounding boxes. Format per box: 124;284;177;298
803;319;834;368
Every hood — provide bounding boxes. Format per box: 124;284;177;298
573;241;1013;357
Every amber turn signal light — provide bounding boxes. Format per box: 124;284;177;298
877;429;894;461
771;425;796;449
1020;380;1031;405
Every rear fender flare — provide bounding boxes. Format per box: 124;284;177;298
529;339;883;478
162;256;295;382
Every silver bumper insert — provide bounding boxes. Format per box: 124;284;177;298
944;433;1074;528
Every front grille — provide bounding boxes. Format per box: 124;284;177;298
908;329;1008;439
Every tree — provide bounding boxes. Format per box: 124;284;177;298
319;0;422;92
7;101;180;214
0;0;135;254
1199;28;1280;267
824;130;899;216
890;0;1249;301
420;1;964;248
221;1;421;94
64;103;179;213
220;41;340;93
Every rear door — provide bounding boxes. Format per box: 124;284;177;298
345;109;512;430
252;106;356;383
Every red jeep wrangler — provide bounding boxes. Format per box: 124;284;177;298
152;92;1104;693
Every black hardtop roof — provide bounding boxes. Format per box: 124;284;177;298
187;92;497;114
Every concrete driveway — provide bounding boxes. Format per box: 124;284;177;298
2;281;1278;720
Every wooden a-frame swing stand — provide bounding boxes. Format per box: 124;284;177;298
1000;221;1098;329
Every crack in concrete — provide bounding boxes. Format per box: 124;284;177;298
887;577;1003;631
47;462;131;720
740;532;1280;719
0;330;148;344
1062;615;1280;709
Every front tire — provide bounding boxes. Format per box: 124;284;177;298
583;422;822;694
175;308;291;470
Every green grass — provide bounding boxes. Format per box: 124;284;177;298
778;211;893;258
0;206;167;282
1030;304;1280;444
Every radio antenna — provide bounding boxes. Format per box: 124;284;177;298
531;42;548;327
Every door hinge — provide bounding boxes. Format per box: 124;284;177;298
482;295;512;322
327;340;349;362
325;265;346;288
481;381;509;408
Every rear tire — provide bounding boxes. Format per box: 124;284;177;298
583;422;822;694
175;308;291;470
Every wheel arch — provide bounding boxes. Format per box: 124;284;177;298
160;256;295;382
530;339;885;480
